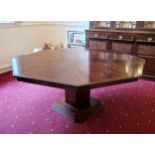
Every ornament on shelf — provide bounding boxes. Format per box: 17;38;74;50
43;42;64;50
43;43;50;50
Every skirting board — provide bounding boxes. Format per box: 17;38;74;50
0;64;12;74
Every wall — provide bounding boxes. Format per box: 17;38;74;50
46;21;89;47
0;21;89;73
0;23;48;73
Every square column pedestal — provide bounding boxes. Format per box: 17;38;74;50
53;88;101;123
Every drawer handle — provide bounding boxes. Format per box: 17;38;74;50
94;34;98;37
118;35;123;39
147;37;152;42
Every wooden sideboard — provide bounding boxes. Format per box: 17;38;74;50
86;22;155;78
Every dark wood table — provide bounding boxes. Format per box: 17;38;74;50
12;49;145;123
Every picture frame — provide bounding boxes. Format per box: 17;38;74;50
67;31;85;48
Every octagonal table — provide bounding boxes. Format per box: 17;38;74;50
12;49;145;123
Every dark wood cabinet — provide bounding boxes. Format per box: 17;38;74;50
86;21;155;78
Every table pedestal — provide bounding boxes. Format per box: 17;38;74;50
53;88;101;123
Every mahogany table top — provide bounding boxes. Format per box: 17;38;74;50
12;49;145;89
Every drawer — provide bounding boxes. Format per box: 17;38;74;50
86;32;108;39
138;45;155;56
109;34;134;41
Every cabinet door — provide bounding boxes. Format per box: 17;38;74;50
141;21;155;31
115;21;137;29
89;40;107;50
138;45;155;75
90;21;111;29
112;42;133;54
139;56;155;75
138;45;155;57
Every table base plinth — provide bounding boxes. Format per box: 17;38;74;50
53;98;101;123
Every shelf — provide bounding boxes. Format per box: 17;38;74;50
89;21;155;33
115;28;137;31
109;38;134;42
138;55;155;58
87;36;108;40
136;40;155;45
91;26;110;29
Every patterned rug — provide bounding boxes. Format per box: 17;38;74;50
0;72;155;134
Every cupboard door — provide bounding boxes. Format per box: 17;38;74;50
89;40;107;50
115;21;137;29
112;42;133;54
139;56;155;74
142;21;155;30
138;45;155;57
90;21;111;29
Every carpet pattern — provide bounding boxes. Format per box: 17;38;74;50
0;72;155;134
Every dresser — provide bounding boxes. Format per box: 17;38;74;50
86;21;155;78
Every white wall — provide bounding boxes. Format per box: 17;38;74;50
0;21;89;73
0;23;48;71
46;21;89;46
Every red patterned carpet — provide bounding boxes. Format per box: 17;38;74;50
0;72;155;134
